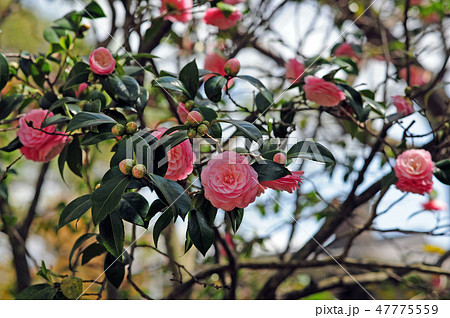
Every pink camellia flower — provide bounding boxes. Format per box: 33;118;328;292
152;127;195;181
224;58;241;77
177;102;189;123
394;149;434;195
285;58;305;84
393;95;414;117
17;109;70;162
203;7;242;30
160;0;192;23
399;65;431;86
89;47;116;75
334;43;360;61
422;199;447;211
201;151;259;211
76;83;88;98
303;76;346;107
204;52;227;80
259;171;304;194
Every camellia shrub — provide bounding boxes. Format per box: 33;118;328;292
0;0;449;300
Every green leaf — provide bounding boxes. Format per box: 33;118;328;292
251;160;291;182
152;76;190;96
188;210;215;256
104;252;125;289
255;91;272;114
179;59;199;99
67;137;83;177
66;112;117;131
60;276;82;300
216;2;237;18
99;211;124;259
0;52;9;92
238;75;274;104
205;75;227;102
287;141;335;165
116;192;149;228
434;159;450;185
64;62;90;89
69;233;96;271
81;243;106;265
81;1;106;19
216;119;262;142
381;170;398;190
227;208;244;233
43;26;61;43
147;199;166;222
91;174;130;225
136;87;149;111
153;210;173;248
148;173;191;221
333;57;359;75
16;284;57;300
0;137;22;152
0;95;24;120
81;132;115;146
42;114;70;128
58;194;91;231
338;83;368;121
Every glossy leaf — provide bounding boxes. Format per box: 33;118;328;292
153;210;173;248
251;160;291;182
188;209;214;256
287;141;335;165
58;194;91;231
66;112;117;131
179;59;199;99
104;252;125;289
216;119;262;142
99;211;124;258
0;52;9;92
69;233;96;271
16;284;57;300
205;75;226;103
116;192;150;228
81;243;106;265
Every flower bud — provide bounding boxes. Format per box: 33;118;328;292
202;120;210;127
404;86;412;96
187;128;197;139
197;124;209;136
186;111;203;126
125;122;138;134
224;58;241;77
132;164;147;179
111;124;125;136
119;159;134;175
179;94;189;103
273;153;287;165
185;100;195;111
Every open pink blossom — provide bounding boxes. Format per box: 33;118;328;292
303;76;346;106
203;7;242;30
394;149;434;195
201;151;259;211
89;47;115;75
422;199;447;211
177;102;189;123
285;58;305;84
334;43;360;61
399;65;431;86
17;109;70;162
160;0;192;23
393;95;414;117
152;127;195;181
259;171;304;194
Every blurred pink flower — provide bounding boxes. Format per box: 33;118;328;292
393;95;414;117
422;199;447;211
303;76;346;106
201;151;259;211
285;58;305;84
203;8;242;30
399;65;431;86
160;0;192;23
334;43;360;61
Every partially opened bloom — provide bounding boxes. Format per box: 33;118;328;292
422;199;447;211
393;95;414;117
17;109;70;162
203;7;242;30
152;127;195;181
89;47;115;75
259;171;304;194
394;149;434;195
177;102;189;123
303;76;346;106
399;65;431;86
160;0;193;23
334;43;360;61
285;58;305;84
201;151;259;211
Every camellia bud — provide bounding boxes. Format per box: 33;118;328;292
187;128;197;139
273;153;287;165
404;86;412;96
119;159;134;175
197;124;209;136
125;122;138;134
202;120;210;127
186;111;203;126
185;100;195;111
111;124;125;136
179;94;189;103
224;58;241;77
132;164;147;179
